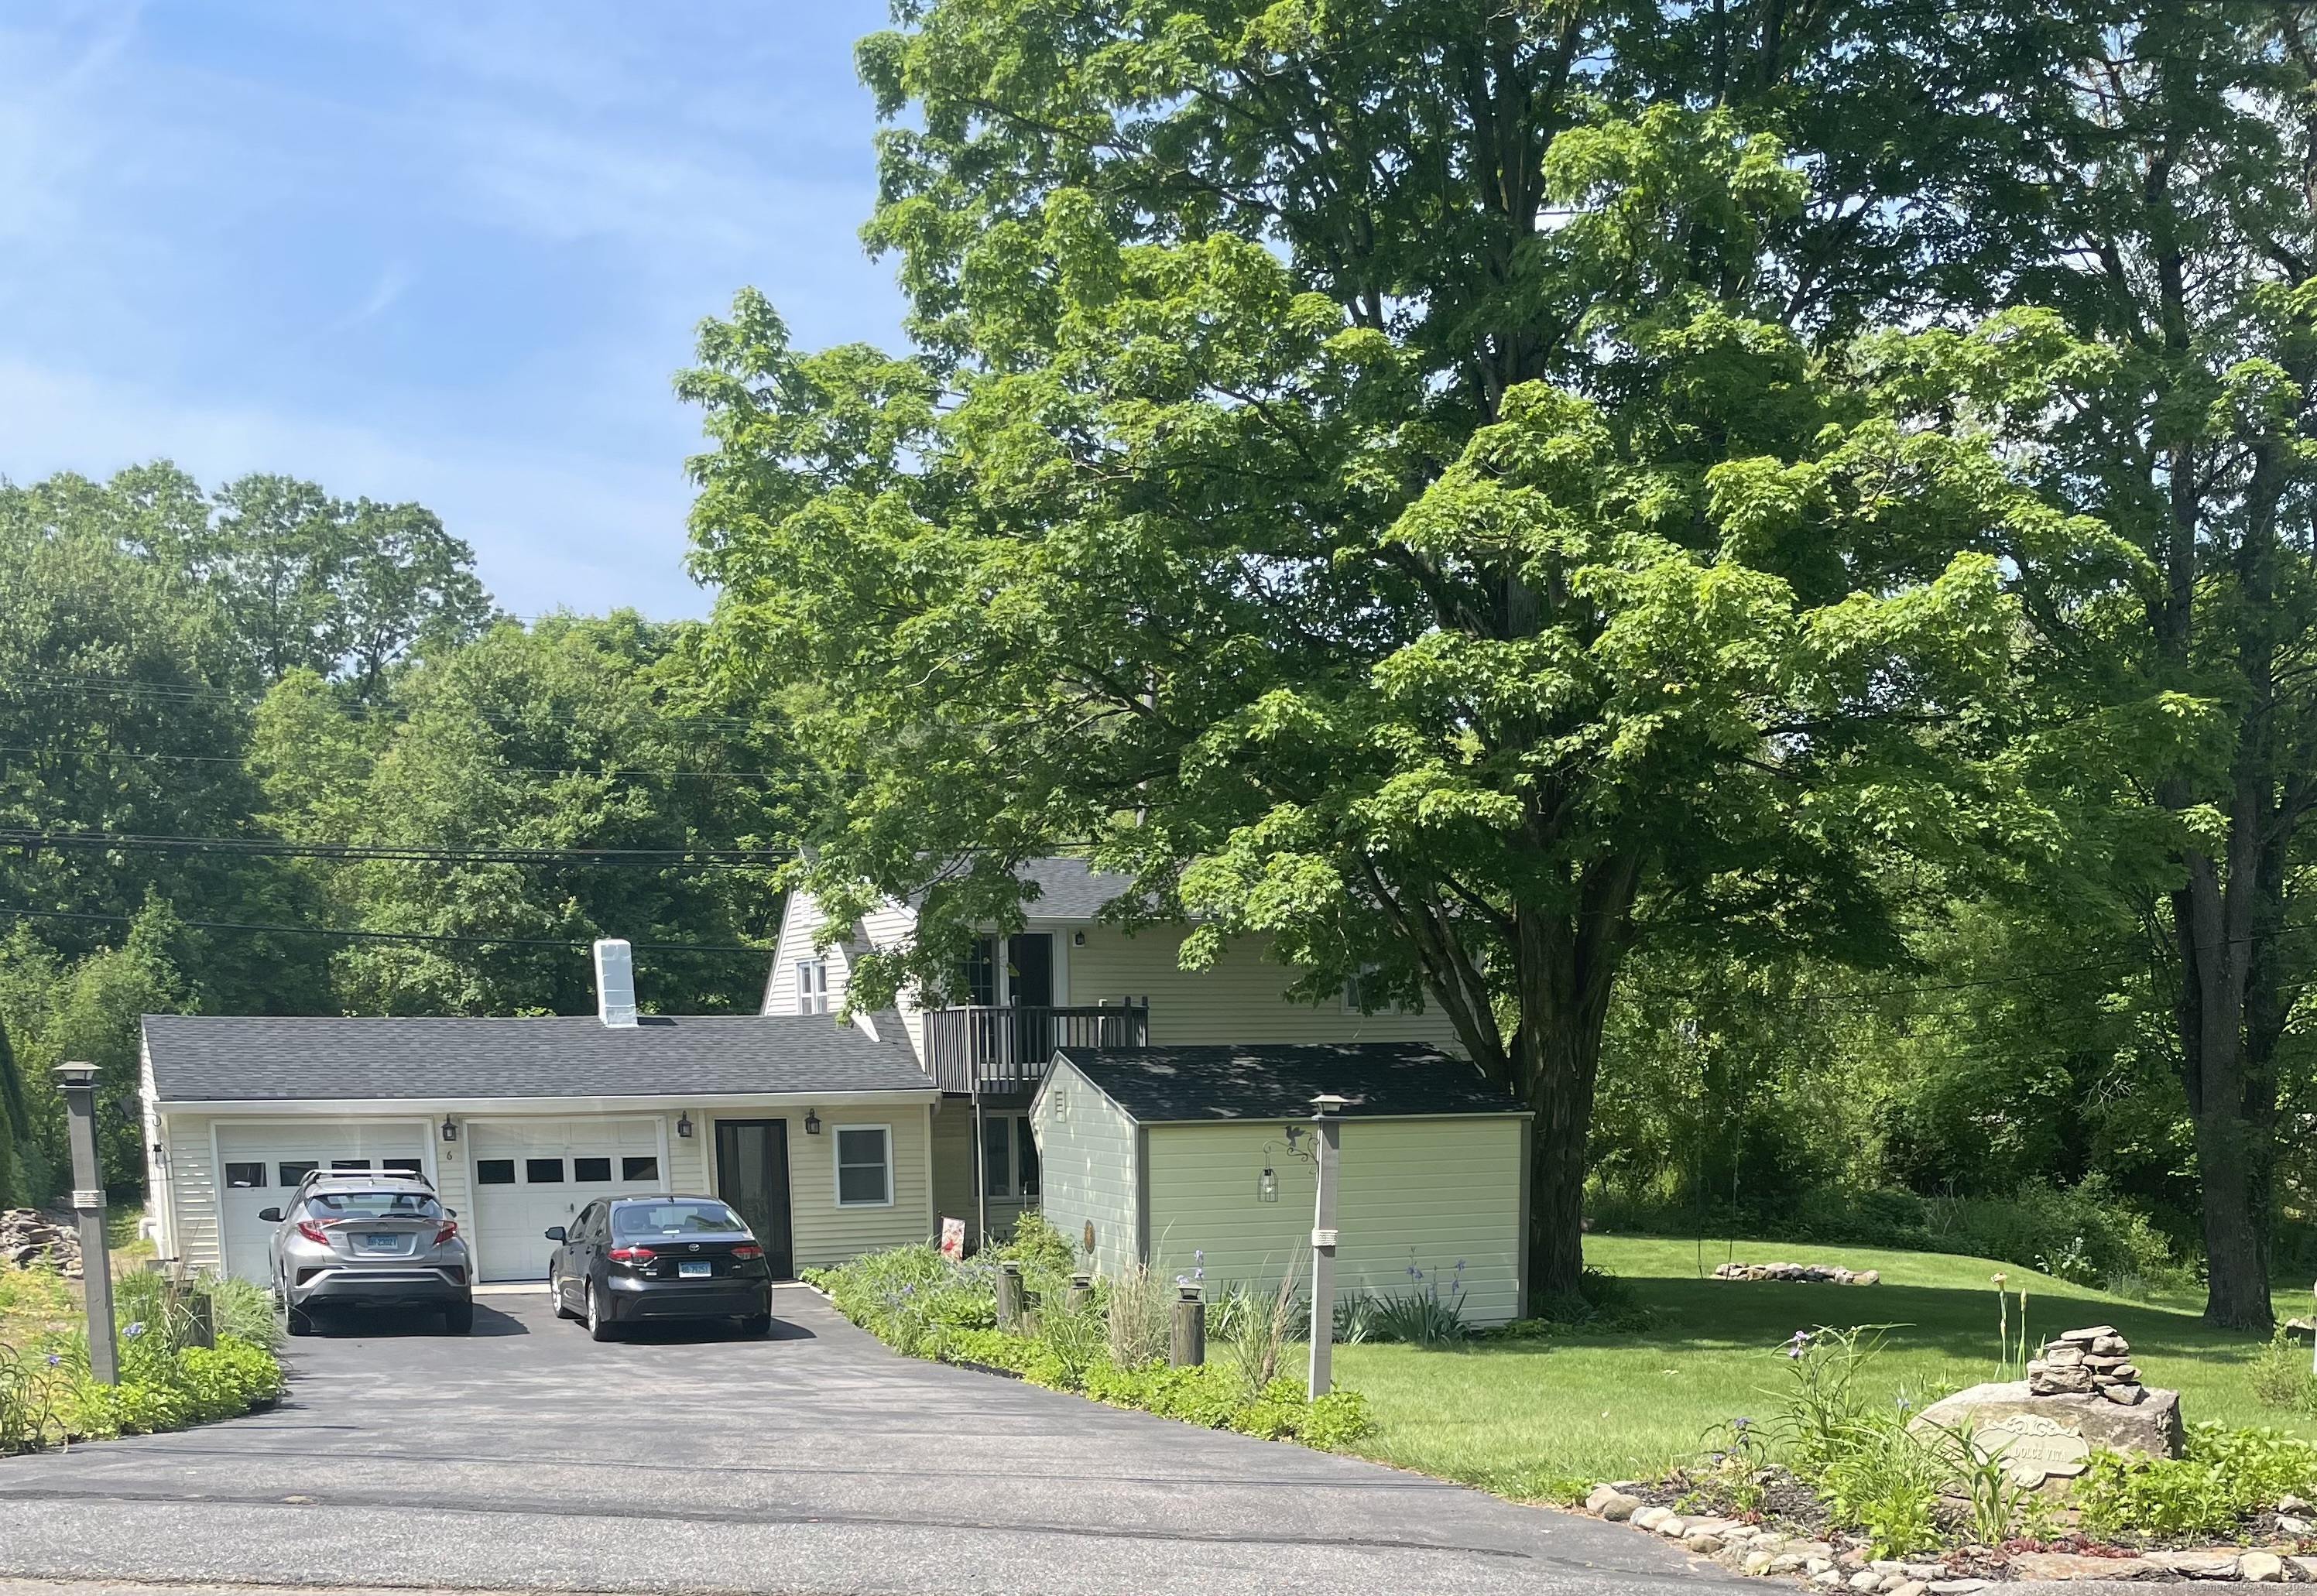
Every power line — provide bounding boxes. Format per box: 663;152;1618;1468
0;828;795;866
0;902;775;956
0;742;814;783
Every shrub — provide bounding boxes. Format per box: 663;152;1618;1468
1222;1262;1301;1397
2249;1327;2317;1418
2075;1425;2317;1540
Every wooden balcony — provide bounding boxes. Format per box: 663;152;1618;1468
923;1001;1149;1097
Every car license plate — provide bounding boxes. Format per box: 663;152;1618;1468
358;1233;400;1253
679;1261;711;1279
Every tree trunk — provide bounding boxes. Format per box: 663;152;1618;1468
1513;854;1642;1308
1524;1014;1607;1306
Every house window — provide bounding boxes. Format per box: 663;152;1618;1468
224;1163;266;1189
1016;1116;1039;1197
574;1157;612;1182
982;1115;1010;1197
475;1159;516;1185
1342;964;1408;1015
835;1125;892;1206
797;959;830;1015
526;1158;565;1183
981;1115;1040;1198
621;1155;659;1182
278;1160;318;1187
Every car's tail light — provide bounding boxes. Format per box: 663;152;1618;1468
434;1222;459;1245
296;1221;331;1246
607;1245;656;1265
732;1243;763;1260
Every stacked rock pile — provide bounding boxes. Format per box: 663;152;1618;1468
2027;1323;2145;1406
1711;1261;1880;1285
0;1207;82;1276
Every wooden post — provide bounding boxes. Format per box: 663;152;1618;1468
1170;1283;1205;1367
184;1287;215;1350
995;1260;1023;1330
54;1062;116;1383
1067;1272;1093;1313
1308;1094;1345;1399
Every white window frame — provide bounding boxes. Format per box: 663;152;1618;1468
832;1123;893;1207
797;958;830;1015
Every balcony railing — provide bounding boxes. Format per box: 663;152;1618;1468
923;1001;1149;1096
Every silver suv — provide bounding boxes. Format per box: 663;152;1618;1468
259;1170;474;1335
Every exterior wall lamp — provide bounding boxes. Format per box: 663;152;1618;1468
804;1108;821;1135
440;1115;458;1142
676;1111;694;1139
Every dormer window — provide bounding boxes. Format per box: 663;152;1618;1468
797;958;830;1015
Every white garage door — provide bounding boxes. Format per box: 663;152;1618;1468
470;1119;667;1282
213;1122;432;1285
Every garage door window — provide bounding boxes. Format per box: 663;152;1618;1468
331;1159;371;1170
383;1158;423;1175
835;1126;891;1207
622;1156;658;1182
224;1163;266;1189
574;1157;611;1182
476;1159;516;1184
279;1160;317;1186
526;1158;564;1183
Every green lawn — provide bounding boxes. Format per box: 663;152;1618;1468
1333;1235;2317;1502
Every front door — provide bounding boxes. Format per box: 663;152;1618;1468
715;1118;794;1279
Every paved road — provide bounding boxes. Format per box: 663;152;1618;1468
0;1284;1741;1596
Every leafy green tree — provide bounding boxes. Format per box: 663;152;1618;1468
250;615;807;1017
682;5;2082;1300
1841;3;2317;1327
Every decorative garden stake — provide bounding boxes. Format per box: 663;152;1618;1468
1308;1093;1346;1399
55;1061;117;1383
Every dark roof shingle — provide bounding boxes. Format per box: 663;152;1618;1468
1051;1043;1524;1122
144;1014;934;1104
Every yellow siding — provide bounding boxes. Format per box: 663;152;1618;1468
1144;1117;1524;1325
1027;1063;1138;1277
931;1101;975;1236
1065;926;1460;1047
783;1103;934;1268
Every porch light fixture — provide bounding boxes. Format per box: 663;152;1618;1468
440;1115;458;1143
676;1111;694;1139
1258;1166;1278;1204
804;1108;821;1135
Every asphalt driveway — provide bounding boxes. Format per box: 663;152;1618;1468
0;1284;1736;1596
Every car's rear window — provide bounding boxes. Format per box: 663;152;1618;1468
612;1200;747;1237
307;1189;441;1219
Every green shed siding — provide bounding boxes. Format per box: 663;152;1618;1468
1028;1062;1139;1277
1143;1117;1525;1325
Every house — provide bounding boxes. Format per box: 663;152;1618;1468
763;858;1459;1242
141;942;938;1286
1030;1043;1532;1326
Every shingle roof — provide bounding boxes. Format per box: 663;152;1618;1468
142;1014;935;1105
1051;1043;1527;1123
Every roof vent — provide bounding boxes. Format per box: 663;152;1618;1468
593;938;639;1028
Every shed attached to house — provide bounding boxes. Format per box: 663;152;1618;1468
1030;1043;1532;1326
142;1012;939;1287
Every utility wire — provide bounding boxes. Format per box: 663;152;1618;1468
0;828;794;866
0;742;816;783
0;902;774;955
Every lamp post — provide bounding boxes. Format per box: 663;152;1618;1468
1308;1093;1346;1399
54;1062;116;1383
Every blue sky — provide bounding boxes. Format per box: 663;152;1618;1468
0;1;903;618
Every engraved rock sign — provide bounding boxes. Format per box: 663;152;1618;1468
1975;1412;2092;1486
